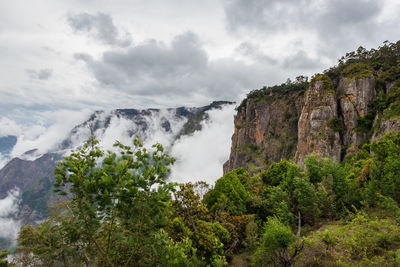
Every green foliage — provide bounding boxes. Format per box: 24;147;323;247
365;132;400;203
17;136;179;266
261;160;301;186
301;212;400;266
210;222;231;245
356;113;376;134
263;186;294;224
262;217;295;249
310;74;334;91
204;169;249;215
376;193;400;219
247;143;259;152
243;219;259;252
293;176;319;224
304;154;350;215
324;41;400;88
253;217;296;266
341;62;373;78
152;229;201;267
327;117;343;132
237;76;308;112
14;131;400;266
0;250;12;267
382;85;400;120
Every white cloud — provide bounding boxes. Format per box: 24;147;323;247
0;188;21;241
0;117;21;137
170;104;235;184
10;109;92;159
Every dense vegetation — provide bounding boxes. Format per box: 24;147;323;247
4;131;400;266
236;76;309;112
3;41;400;266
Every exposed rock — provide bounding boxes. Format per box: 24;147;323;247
338;75;376;154
373;116;400;140
295;78;341;167
386;81;396;94
223;90;304;174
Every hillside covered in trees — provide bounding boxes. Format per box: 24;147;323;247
3;41;400;266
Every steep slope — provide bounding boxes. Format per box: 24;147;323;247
223;88;304;173
295;75;341;166
224;41;400;174
0;153;61;227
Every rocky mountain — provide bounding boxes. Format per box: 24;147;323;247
223;85;304;173
0;153;61;223
224;43;400;173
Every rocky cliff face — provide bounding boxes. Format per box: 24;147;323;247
223;89;304;173
224;64;399;174
295;76;341;167
338;75;376;155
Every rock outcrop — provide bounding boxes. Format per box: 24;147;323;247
372;85;400;140
338;75;376;155
373;117;400;140
224;64;397;174
223;90;304;173
295;76;341;166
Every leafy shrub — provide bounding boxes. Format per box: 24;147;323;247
252;217;296;266
341;62;373;78
310;74;334;91
204;170;249;215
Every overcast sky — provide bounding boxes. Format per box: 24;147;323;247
1;0;400;125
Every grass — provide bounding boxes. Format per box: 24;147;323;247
298;210;400;266
341;62;374;79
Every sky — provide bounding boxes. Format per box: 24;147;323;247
1;0;400;127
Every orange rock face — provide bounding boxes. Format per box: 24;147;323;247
223;90;304;174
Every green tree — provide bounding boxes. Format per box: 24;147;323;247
0;250;13;267
365;132;400;204
17;137;177;266
204;169;249;215
253;217;303;267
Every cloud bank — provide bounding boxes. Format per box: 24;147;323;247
0;188;21;241
170;104;235;184
9;109;92;160
75;31;281;104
